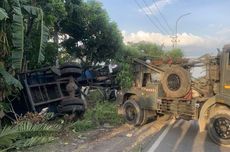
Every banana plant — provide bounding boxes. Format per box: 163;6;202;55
0;0;48;103
0;0;48;71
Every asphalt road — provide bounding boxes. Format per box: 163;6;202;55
143;119;230;152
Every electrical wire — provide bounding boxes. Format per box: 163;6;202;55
141;0;170;35
152;0;173;34
133;0;166;34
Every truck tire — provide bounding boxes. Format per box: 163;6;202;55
60;63;82;77
208;106;230;146
123;100;143;126
140;110;156;126
58;97;86;118
161;65;191;98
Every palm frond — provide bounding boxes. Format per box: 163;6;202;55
16;121;60;136
0;122;60;150
0;125;17;147
14;136;55;148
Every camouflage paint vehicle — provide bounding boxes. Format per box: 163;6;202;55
117;44;230;146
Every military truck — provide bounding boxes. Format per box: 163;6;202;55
117;44;230;146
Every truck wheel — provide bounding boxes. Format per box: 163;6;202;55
208;106;230;146
161;65;191;98
60;63;82;77
123;100;143;126
141;110;157;125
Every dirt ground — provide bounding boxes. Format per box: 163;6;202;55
22;116;171;152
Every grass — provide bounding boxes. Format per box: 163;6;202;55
72;101;124;132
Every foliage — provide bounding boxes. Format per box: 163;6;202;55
87;89;105;103
0;121;60;151
116;62;134;89
72;119;95;132
41;42;59;66
33;0;67;28
21;4;49;69
9;0;25;70
58;50;73;65
165;48;184;58
0;8;8;21
115;45;141;61
115;42;184;89
129;41;164;57
0;0;49;103
0;63;22;101
0;0;49;71
0;65;22;91
23;0;67;66
72;101;124;132
61;0;123;66
90;102;124;125
119;42;184;59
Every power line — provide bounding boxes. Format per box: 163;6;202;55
152;0;173;34
141;0;170;35
133;0;166;34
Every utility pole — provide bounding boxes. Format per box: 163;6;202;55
172;13;191;48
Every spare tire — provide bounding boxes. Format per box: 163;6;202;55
161;65;191;98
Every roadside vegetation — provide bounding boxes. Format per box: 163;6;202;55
72;101;124;132
71;90;124;132
0;122;60;151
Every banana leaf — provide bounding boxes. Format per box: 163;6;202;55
8;0;24;71
0;65;22;90
38;9;49;63
22;5;49;63
0;8;8;20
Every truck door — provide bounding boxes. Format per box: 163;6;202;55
220;45;230;96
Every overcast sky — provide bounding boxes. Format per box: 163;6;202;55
98;0;230;56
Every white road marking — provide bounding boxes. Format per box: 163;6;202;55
147;119;176;152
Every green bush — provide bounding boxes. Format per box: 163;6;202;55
73;120;95;132
116;62;134;89
72;102;124;132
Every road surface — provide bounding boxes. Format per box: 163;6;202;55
143;119;230;152
24;117;230;152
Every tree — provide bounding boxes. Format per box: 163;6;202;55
61;0;123;66
165;48;184;58
128;41;164;57
115;42;184;89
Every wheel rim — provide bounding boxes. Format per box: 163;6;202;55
213;117;230;139
167;74;181;91
125;104;137;122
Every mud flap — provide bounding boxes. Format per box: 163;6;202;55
198;97;216;132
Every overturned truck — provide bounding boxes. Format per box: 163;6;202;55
117;44;230;146
13;63;118;119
